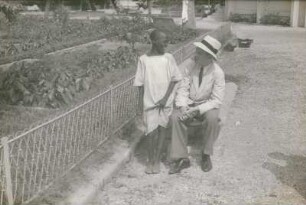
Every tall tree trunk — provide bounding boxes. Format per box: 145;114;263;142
186;0;196;29
110;0;119;13
147;0;152;16
44;0;51;18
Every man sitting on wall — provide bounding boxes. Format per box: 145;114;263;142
169;35;225;174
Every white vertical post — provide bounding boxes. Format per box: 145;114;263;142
300;1;306;27
224;0;233;20
291;0;300;27
109;85;114;135
305;6;306;27
1;137;14;205
256;0;263;24
186;0;196;29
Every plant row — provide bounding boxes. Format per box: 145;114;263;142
0;14;149;64
0;14;197;64
0;46;138;108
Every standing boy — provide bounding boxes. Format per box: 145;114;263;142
134;30;182;174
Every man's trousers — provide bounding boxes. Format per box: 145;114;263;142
169;108;221;160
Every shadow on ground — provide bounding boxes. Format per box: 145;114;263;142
133;129;171;168
133;126;210;169
263;152;306;200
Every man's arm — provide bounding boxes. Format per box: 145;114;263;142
175;59;193;110
156;54;185;110
197;68;225;114
182;67;225;119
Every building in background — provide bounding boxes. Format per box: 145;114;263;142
224;0;306;27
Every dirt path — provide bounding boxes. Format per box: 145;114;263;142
88;24;306;205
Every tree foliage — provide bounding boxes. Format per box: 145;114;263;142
0;1;22;22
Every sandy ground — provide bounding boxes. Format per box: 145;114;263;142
87;23;306;205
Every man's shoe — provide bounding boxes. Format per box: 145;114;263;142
168;158;190;174
168;161;179;174
201;154;212;172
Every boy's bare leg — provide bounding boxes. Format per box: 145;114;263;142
145;129;157;174
152;126;167;173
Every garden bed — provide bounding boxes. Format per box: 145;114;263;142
0;14;150;64
0;43;138;138
0;12;198;65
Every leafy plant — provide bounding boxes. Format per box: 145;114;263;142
230;13;256;23
0;46;138;108
0;14;151;62
0;1;23;22
53;4;69;28
260;14;290;26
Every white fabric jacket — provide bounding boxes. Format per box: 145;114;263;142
175;58;225;114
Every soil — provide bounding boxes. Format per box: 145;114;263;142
87;24;306;205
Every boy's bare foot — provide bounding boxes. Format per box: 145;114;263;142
145;163;154;174
152;161;160;174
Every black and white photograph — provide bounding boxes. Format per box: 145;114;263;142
0;0;305;204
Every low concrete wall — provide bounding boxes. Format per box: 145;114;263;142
231;0;257;15
261;0;291;17
226;0;292;22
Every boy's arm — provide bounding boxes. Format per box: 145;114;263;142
156;54;182;109
137;86;144;115
156;81;178;109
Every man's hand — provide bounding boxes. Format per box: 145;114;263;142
180;107;199;121
178;106;189;121
180;106;189;114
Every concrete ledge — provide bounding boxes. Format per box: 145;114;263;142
56;131;143;205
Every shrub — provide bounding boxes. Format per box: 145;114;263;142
0;14;151;63
53;4;70;27
0;46;138;108
229;13;256;23
0;1;23;22
260;14;290;26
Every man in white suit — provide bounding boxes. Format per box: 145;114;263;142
169;35;225;174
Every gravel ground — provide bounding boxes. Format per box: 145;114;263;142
88;23;306;205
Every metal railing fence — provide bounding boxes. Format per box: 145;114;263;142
0;23;232;205
0;77;138;205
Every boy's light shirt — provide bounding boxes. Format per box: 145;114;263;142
133;53;182;135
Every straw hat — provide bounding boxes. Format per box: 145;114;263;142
193;35;221;60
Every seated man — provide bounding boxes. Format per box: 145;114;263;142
169;35;225;174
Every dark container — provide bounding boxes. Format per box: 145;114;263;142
238;38;253;48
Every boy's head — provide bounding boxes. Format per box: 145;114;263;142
150;30;168;54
